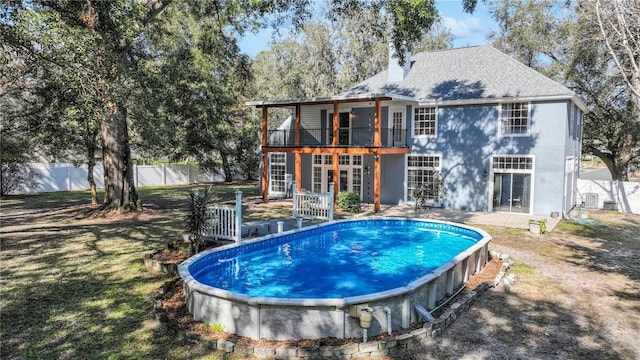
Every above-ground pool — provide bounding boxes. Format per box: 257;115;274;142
179;218;492;340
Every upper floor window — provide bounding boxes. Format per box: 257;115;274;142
414;107;437;137
500;103;529;136
392;110;405;144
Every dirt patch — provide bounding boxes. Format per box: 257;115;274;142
465;257;503;290
411;212;640;360
151;248;189;265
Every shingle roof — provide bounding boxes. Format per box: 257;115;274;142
341;45;576;104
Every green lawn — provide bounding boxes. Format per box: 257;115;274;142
1;184;260;359
2;185;639;359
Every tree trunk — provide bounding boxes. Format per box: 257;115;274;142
100;100;139;211
589;145;630;181
221;152;233;182
86;125;100;205
87;155;98;205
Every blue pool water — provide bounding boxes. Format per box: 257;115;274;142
189;219;482;299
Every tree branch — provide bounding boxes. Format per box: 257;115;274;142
142;0;173;26
595;0;640;104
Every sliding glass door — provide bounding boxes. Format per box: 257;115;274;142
493;173;531;213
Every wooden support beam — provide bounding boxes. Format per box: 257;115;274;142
295;153;301;191
261;106;268;146
294;104;301;146
374;98;381;146
252;96;393;108
261;152;269;203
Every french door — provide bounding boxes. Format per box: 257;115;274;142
339;113;350;145
329;112;350;145
312;154;362;196
326;168;358;193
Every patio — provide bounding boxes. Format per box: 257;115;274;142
356;204;562;231
242;200;561;237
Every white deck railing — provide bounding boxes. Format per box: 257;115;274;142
292;181;334;221
203;191;242;242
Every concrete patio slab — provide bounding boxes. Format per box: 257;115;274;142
242;199;562;237
355;204;562;231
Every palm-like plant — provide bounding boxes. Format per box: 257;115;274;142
186;187;216;254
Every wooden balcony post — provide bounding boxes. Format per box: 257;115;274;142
261;106;268;146
295;152;301;191
332;101;339;146
374;98;381;146
261;152;269;203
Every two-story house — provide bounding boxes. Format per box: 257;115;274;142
248;45;586;217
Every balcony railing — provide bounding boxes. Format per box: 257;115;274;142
266;127;408;147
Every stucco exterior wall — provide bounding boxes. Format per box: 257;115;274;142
380;154;405;204
265;98;582;217
527;101;568;216
403;100;576;216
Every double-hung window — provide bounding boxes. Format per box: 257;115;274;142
413;107;437;137
500;102;529;136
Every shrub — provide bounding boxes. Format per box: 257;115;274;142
337;191;361;213
413;171;447;214
186;187;216;254
1;132;40;195
1;162;41;195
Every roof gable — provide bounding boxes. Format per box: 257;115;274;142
342;45;575;104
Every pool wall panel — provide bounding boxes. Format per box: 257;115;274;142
187;290;258;339
259;305;345;340
179;218;492;340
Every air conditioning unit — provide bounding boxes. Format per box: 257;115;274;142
603;201;617;211
583;193;598;209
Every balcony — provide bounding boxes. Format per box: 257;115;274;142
266;127;408;148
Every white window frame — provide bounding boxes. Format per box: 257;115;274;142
488;154;535;214
491;155;534;173
412;107;438;138
391;108;405;143
269;152;287;196
312;154;362;197
404;154;443;204
498;102;530;137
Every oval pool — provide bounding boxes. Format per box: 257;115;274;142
178;218;492;340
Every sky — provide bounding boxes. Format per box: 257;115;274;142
238;0;499;58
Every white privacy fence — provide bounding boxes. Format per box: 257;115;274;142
15;162;226;194
577;179;640;215
203;191;243;242
292;181;334;221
